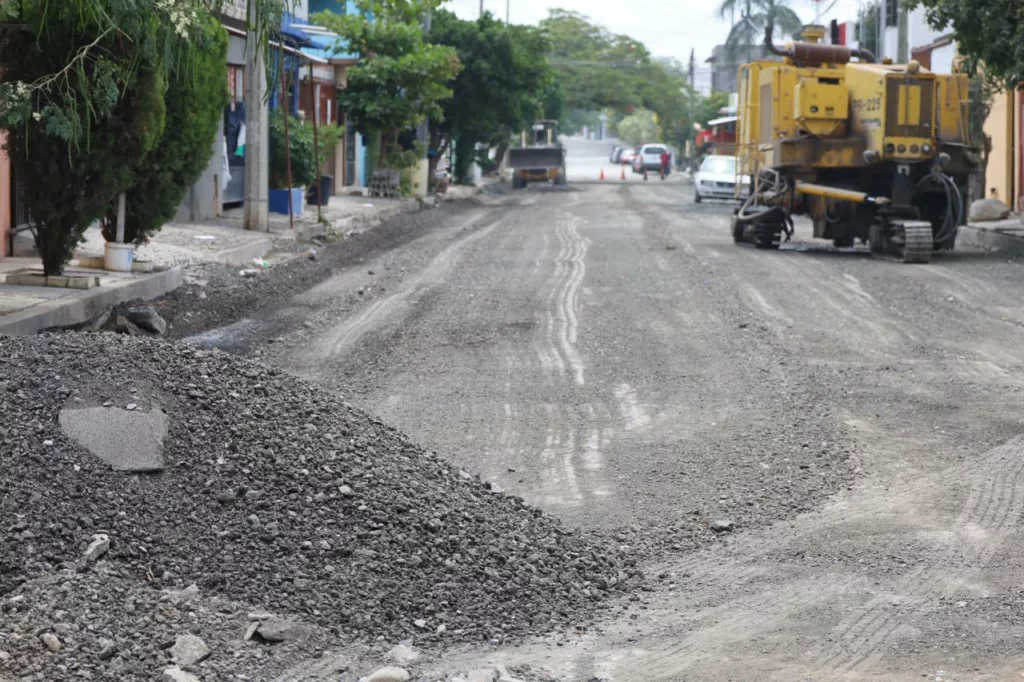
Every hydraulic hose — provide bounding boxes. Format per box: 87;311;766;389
918;173;963;246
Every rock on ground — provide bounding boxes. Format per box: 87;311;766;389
0;569;334;682
169;633;211;666
0;335;637;658
385;643;419;665
364;666;411;682
163;667;201;682
969;198;1012;222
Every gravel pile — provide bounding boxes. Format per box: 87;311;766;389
0;568;340;682
0;334;637;678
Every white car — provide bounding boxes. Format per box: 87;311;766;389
694;155;750;203
633;143;670;174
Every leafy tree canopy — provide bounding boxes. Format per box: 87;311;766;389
617;108;660;144
538;8;725;151
907;0;1024;87
718;0;803;61
428;11;556;151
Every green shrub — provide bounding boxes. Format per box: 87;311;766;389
105;17;229;245
1;40;166;274
270;113;315;188
270;112;343;189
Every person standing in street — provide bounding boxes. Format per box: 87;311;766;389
659;149;671;180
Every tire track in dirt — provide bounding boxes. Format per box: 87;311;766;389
812;436;1024;676
302;212;499;362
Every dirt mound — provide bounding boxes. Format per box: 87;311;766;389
0;335;636;652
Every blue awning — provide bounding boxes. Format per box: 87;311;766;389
282;14;358;61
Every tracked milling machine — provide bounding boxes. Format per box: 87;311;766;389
732;25;981;262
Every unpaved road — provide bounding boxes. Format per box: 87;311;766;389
190;139;1024;680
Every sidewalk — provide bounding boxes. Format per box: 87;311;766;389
0;192;439;336
959;215;1024;256
0;259;182;336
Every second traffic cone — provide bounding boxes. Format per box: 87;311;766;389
599;167;605;181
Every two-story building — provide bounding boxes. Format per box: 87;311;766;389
175;0;366;222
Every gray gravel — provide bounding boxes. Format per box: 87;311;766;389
0;333;639;681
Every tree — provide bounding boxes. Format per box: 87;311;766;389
616;109;660;144
0;1;299;274
539;8;692;144
109;16;230;246
0;0;193;274
314;0;461;169
719;0;803;61
907;0;1024;88
428;11;556;183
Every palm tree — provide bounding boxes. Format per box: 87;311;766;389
718;0;803;63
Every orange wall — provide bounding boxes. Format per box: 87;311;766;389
0;132;9;259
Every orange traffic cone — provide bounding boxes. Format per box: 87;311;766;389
599;167;605;181
620;166;626;180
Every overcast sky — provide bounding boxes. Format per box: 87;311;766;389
447;0;865;71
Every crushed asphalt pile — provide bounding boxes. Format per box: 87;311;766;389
0;334;638;681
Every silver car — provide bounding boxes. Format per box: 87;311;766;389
694;155;750;203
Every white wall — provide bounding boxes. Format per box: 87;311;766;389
908;8;942;49
882;25;898;61
929;43;956;73
292;0;309;20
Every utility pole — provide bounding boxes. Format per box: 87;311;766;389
414;7;432;198
506;0;509;23
243;9;269;232
688;49;696;162
479;0;483;18
745;0;752;65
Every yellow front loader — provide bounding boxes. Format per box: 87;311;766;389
507;120;567;189
732;25;981;262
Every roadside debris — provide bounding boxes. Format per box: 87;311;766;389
710;519;735;533
82;533;110;561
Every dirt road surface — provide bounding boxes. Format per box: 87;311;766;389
189;139;1024;680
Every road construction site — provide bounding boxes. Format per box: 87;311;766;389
4;137;1024;681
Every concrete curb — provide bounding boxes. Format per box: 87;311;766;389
291;198;421;242
958;224;1024;257
0;266;183;336
209;237;274;265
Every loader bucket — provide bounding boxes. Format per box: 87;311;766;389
507;147;565;171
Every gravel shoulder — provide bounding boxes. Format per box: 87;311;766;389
151;201;486;341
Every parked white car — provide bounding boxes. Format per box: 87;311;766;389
632;143;670;175
694;155;750;203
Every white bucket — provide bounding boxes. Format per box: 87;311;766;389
104;241;135;272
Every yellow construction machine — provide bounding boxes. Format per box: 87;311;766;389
732;25;981;262
508;120;567;189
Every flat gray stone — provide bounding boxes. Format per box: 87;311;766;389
59;406;168;472
163;668;200;682
255;617;309;642
364;667;410;682
384;643;418;665
170;633;210;666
